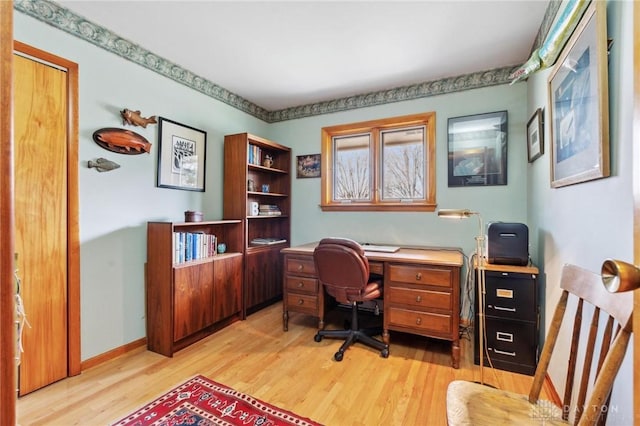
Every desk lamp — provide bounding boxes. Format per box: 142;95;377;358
438;208;486;385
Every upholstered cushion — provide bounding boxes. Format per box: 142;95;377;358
446;380;567;426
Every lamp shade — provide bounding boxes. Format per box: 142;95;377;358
601;259;640;293
437;209;477;219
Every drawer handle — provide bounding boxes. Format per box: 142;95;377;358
415;295;422;303
297;299;304;305
494;349;516;357
496;331;513;342
297;281;304;288
415;317;422;325
494;306;516;312
415;272;422;281
297;264;304;271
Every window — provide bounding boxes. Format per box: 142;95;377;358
320;112;436;211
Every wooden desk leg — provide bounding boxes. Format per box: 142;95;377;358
382;329;390;344
452;338;460;369
283;309;289;331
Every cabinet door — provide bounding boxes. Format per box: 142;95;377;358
245;249;283;311
173;262;214;341
213;255;243;322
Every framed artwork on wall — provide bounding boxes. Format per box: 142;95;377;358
527;108;544;163
157;117;207;191
296;154;321;178
548;1;609;188
447;110;508;187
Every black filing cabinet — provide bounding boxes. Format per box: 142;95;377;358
474;263;539;375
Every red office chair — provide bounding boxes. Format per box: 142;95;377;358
313;238;390;361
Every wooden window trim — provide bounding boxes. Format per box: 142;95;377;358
320;112;436;212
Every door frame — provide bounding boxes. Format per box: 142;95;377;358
1;2;16;424
634;2;640;423
13;41;81;378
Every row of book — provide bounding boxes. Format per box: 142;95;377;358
173;232;219;264
248;144;264;166
259;204;282;216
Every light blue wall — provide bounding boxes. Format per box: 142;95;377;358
14;13;270;359
268;84;529;253
526;1;633;423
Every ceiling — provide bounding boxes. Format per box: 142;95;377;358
56;1;549;112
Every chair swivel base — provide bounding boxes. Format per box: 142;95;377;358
314;302;390;361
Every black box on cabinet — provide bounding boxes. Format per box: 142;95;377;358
487;222;529;266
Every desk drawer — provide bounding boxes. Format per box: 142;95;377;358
285;276;318;294
387;306;451;334
286;293;318;314
285;256;316;276
369;261;384;276
388;264;452;288
387;286;450;310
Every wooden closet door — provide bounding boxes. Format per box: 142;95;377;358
14;53;68;395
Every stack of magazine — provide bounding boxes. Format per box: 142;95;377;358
251;237;287;245
258;204;281;216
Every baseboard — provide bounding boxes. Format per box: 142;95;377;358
80;337;147;371
543;373;562;407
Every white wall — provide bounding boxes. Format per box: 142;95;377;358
526;1;634;423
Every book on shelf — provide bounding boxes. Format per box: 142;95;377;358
173;232;217;264
250;237;287;245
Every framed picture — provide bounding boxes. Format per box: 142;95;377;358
527;108;544;163
548;1;609;188
296;154;321;178
157;117;207;191
447;111;508;187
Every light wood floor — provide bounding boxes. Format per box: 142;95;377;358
17;302;551;425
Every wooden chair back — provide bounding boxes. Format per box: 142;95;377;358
529;264;633;425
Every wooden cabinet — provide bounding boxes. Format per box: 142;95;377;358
146;220;243;357
474;263;539;375
282;254;324;331
224;133;291;314
383;263;460;368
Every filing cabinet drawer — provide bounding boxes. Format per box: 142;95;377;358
285;276;318;294
387;286;451;310
476;317;538;374
484;270;537;321
286;256;316;276
286;292;318;315
387;306;451;335
389;264;452;288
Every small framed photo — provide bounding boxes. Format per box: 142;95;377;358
157;117;207;191
447;111;508;187
548;1;609;187
527;108;544;163
296;154;321;178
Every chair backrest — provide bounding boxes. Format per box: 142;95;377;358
528;263;633;425
313;238;370;304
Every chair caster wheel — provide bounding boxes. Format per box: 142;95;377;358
314;334;322;342
334;351;344;362
381;348;389;358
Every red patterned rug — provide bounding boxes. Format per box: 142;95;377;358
111;375;322;426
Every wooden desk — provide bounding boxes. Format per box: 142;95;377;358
281;242;464;368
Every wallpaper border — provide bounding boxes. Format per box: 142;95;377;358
15;0;543;123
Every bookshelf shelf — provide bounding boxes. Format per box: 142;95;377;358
224;133;291;314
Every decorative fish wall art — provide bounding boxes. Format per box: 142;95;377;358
88;157;120;172
120;108;157;128
92;128;151;154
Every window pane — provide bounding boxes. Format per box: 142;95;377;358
381;126;425;200
333;133;372;201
